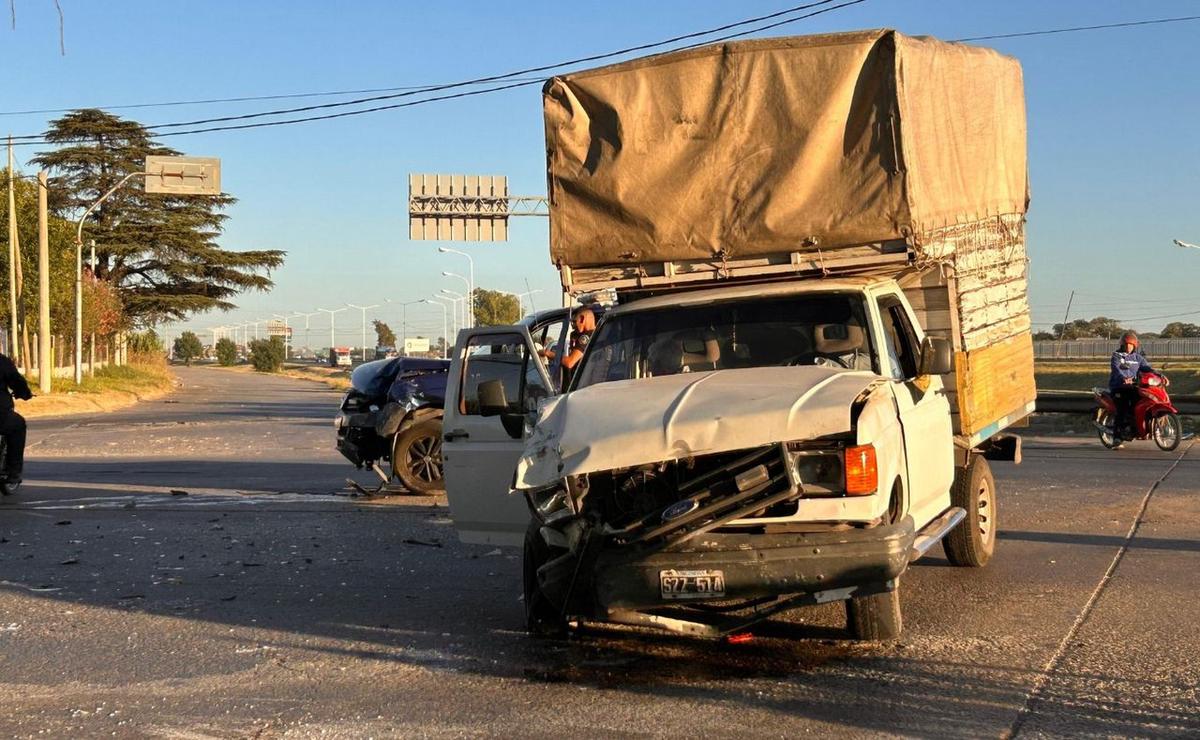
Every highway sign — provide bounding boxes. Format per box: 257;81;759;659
144;156;221;195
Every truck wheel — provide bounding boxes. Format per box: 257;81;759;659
846;582;902;640
943;456;996;567
391;418;444;494
523;522;567;638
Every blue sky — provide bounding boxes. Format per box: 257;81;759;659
1;1;1198;345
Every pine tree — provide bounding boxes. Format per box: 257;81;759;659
32;109;285;325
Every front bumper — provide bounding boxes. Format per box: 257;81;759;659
588;518;915;612
335;410;388;467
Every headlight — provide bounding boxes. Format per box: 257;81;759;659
785;442;876;496
785;444;844;495
526;481;573;524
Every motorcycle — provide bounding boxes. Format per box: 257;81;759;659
1093;371;1182;451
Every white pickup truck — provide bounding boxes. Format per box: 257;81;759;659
442;276;1017;640
439;28;1036;641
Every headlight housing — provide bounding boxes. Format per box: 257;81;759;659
785;442;877;496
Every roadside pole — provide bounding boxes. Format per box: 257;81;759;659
7;139;19;367
36;171;50;393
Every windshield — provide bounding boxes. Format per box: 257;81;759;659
572;292;876;391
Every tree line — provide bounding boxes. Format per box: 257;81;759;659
0;108;284;368
1035;317;1200;341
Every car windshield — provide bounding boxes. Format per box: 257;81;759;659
572;292;876;391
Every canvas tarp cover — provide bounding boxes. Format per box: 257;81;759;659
543;29;1028;268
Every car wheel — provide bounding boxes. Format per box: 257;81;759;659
392;418;444;494
943;456;997;567
523;521;568;638
846;582;902;640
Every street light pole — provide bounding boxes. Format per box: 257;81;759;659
73;171;146;384
272;313;293;359
394;300;421;354
438;247;474;328
424;298;450;359
442;271;472;327
346;303;380;363
316;307;348;353
440;289;464;337
292;311;319;358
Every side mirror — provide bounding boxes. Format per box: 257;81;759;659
918;336;953;376
478;379;509;417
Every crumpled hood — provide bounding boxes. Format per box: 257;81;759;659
515;366;880;489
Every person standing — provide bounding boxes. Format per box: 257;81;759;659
0;351;33;494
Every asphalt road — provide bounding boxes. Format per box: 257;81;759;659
1;367;1197;738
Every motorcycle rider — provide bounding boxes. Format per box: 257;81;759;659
0;351;32;494
1109;331;1153;439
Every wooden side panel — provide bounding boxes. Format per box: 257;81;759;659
954;331;1037;436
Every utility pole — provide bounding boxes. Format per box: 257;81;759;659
346;303;379;363
7;139;19;366
36;171;50;393
1058;290;1075;340
87;240;97;375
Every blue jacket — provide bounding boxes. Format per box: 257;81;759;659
1109;350;1153;390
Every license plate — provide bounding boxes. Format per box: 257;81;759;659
660;569;726;600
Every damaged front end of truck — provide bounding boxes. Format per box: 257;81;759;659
515;370;915;639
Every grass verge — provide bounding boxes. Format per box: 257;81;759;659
1036;360;1200;395
22;358;176;419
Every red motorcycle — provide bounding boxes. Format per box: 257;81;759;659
1093;371;1182;451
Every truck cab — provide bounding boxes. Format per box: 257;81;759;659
441;276;979;640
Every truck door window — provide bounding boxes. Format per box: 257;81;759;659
877;296;920;381
459;333;548;415
530;317;568;390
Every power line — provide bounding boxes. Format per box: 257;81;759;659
10;7;1199;147
4;0;854;140
0;79;550;117
952;15;1200;43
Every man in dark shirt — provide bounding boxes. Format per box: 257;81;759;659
0;352;33;493
540;307;596;388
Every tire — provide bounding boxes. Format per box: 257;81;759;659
846;582;902;640
1096;410;1119;449
523;522;567;638
943;456;997;567
391;418;444;494
1153;413;1183;452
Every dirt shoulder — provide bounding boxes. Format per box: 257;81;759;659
207;362;352;392
22;361;177;419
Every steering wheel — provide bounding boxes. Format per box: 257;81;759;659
786;352;851;369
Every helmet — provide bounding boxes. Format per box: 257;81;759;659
1121;331;1139;348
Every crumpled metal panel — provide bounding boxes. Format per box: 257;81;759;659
515;365;877;489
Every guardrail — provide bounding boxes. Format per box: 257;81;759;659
1036;391;1200;415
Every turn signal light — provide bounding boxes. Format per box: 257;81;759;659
844;444;877;496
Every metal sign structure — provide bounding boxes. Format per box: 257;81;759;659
408;173;547;241
265;321;293;338
144;156;222;195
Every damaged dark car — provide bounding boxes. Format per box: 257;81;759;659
335;357;450;493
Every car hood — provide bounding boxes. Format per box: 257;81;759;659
514;366;880;489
